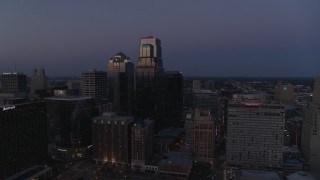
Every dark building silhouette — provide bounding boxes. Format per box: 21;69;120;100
92;113;133;165
107;52;134;115
45;96;94;161
81;69;108;102
31;68;47;94
131;118;154;172
0;72;27;93
0;102;47;178
135;36;165;130
164;71;183;127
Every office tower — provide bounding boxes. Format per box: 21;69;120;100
0;102;47;178
301;77;320;171
226;95;284;169
274;82;294;104
131;118;155;172
204;80;214;90
92;113;134;165
135;36;165;129
193;90;219;113
0;72;27;93
164;71;183;127
192;80;201;91
30;68;47;94
81;69;108;102
45;96;94;161
193;108;215;163
107;52;134;115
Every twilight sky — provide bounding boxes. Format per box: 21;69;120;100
0;1;319;77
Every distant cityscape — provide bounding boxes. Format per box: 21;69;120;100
0;36;320;180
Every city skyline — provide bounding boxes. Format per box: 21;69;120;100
0;1;320;77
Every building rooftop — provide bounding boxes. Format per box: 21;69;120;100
132;118;154;127
287;171;317;180
156;128;183;138
239;169;281;180
93;112;134;123
6;165;52;180
45;96;93;101
158;152;193;168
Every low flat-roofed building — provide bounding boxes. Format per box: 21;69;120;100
158;152;193;179
283;158;308;177
6;165;52;180
286;171;317;180
238;169;281;180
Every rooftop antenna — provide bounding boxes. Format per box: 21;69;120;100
14;62;16;73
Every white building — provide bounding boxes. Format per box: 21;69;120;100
301;77;320;171
226;94;284;169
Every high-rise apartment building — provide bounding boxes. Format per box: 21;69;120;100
30;68;47;94
92;113;134;165
81;69;108;102
107;52;134;115
45;96;94;161
226;95;284;169
164;71;183;127
0;102;47;178
0;72;27;93
301;77;320;171
131;118;155;172
193;108;215;163
135;36;165;129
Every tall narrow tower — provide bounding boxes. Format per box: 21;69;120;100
135;36;165;130
31;68;47;94
302;77;320;171
107;52;134;115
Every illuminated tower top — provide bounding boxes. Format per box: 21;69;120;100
139;36;162;58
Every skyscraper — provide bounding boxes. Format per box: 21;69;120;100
226;94;284;169
135;36;165;129
301;77;320;171
107;52;134;115
0;102;47;178
45;96;94;161
30;68;47;94
164;71;183;127
81;69;108;102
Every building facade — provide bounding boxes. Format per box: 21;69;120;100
274;82;294;104
193;108;215;163
226;96;285;169
131;118;155;172
92;113;134;166
135;36;165;130
301;77;320;171
30;68;47;94
0;102;47;178
0;72;27;93
107;52;134;115
45;96;94;161
81;69;108;102
164;71;183;127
